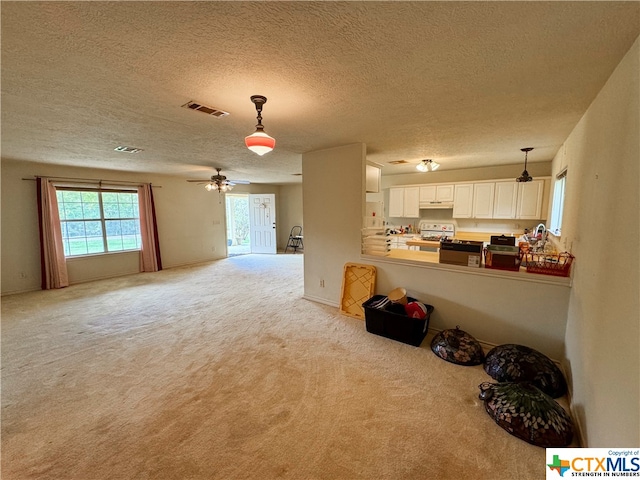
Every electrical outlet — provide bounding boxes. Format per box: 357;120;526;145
320;279;325;288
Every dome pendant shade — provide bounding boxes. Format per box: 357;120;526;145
516;147;534;182
245;95;275;155
245;129;276;156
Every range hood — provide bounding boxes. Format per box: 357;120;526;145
420;201;454;209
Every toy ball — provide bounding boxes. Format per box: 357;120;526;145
404;301;428;319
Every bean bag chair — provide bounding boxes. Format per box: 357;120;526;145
430;326;485;366
484;344;567;398
478;382;573;447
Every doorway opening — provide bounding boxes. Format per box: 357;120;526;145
225;194;250;256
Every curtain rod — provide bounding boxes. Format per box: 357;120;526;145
22;175;162;187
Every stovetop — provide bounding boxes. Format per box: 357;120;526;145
420;222;455;240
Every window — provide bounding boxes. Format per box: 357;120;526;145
56;188;141;257
549;169;567;235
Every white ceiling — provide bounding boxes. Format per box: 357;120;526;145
2;2;639;184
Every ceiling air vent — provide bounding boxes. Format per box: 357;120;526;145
388;160;409;165
114;146;143;153
182;101;229;118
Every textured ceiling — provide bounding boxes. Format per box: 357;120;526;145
2;2;639;184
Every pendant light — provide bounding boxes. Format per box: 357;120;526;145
416;159;440;172
516;147;534;182
245;95;275;156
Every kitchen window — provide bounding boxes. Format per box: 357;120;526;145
549;169;567;235
56;188;141;257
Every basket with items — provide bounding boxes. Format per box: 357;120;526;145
521;251;575;277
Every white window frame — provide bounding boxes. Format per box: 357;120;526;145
549;169;567;236
56;187;141;257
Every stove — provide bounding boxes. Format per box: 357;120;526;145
419;222;455;241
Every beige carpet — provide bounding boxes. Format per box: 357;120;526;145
2;254;548;479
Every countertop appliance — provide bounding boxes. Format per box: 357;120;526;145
439;239;484;268
419;222;455;241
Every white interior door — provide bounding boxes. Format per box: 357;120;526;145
249;194;277;254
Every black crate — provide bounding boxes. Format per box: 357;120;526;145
362;295;434;347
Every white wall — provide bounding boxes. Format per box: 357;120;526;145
302;143;365;304
301;143;570;359
0;159;299;294
368;260;570;359
278;184;303;250
558;37;639;447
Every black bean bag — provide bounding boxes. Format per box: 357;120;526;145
484;344;567;398
478;381;573;448
430;326;485;366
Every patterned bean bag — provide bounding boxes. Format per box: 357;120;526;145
430;326;485;366
484;344;567;398
478;382;573;447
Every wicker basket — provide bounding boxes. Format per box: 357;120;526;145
523;252;574;277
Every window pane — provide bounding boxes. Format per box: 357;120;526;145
69;238;88;256
105;220;122;236
120;219;137;235
82;202;101;219
84;221;102;237
102;192;119;204
107;236;123;251
62;190;82;202
103;203;120;218
64;203;85;220
81;191;99;203
86;236;105;254
119;202;134;218
66;221;86;238
121;235;139;250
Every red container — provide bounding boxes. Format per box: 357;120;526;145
523;252;575;277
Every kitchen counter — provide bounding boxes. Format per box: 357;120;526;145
387;248;440;263
405;239;441;248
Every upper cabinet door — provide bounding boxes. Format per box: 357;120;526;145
493;182;519;219
517;180;544;219
366;164;381;193
403;186;420;218
472;183;495;218
436;184;455;202
388;187;405;217
419;185;437;203
453;184;474;218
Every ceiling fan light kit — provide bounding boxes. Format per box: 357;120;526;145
516;147;534;182
416;159;440;172
245;95;275;156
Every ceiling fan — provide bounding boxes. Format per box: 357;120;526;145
187;168;250;193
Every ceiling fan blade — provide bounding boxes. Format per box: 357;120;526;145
228;179;250;185
186;179;209;184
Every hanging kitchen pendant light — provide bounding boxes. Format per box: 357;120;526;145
516;147;534;182
416;159;440;172
245;95;275;156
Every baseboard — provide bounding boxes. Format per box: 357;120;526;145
302;294;339;308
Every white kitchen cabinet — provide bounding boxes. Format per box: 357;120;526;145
388;186;419;218
403;186;420;217
493;181;519;219
419;184;454;204
366;164;381;193
453;184;474;218
517;180;544;219
388;187;405;217
472;183;495;218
